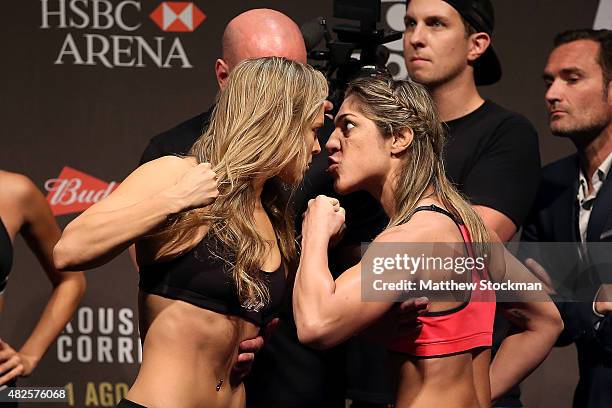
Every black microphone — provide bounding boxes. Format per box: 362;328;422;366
300;17;326;52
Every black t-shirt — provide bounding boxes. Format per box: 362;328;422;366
444;100;541;227
138;107;388;408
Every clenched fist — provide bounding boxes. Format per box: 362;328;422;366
167;162;219;212
302;195;346;244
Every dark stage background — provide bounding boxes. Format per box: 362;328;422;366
1;1;611;406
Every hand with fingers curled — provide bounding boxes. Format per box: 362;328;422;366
359;297;429;342
524;258;556;295
230;318;280;386
396;297;430;335
302;195;346;243
164;162;220;212
0;339;37;385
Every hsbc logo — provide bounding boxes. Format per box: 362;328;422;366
40;0;208;69
45;167;118;216
150;2;206;33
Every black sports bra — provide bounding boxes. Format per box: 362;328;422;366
0;218;12;293
138;234;286;326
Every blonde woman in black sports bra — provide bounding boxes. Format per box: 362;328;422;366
54;57;328;408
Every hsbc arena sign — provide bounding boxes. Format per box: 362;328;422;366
40;0;206;68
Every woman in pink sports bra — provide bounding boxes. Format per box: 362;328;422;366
293;76;563;408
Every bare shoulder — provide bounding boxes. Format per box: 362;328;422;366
373;225;409;244
116;155;199;193
0;171;50;231
137;155;197;176
0;170;40;207
373;215;459;245
487;228;503;244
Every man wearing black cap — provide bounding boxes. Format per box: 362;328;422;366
347;1;542;407
403;0;540;243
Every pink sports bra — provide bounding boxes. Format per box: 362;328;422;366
386;204;496;357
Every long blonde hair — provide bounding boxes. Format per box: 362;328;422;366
166;57;328;310
345;76;490;256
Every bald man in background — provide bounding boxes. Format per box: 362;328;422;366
138;8;389;407
139;9;308;162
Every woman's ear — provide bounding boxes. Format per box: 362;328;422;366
391;128;414;155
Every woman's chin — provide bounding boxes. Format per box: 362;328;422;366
332;178;354;195
277;168;303;185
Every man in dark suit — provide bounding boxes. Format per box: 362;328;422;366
522;28;612;408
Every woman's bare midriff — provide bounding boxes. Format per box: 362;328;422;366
127;292;261;408
391;347;491;408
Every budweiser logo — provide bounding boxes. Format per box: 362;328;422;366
45;167;118;216
150;2;206;32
